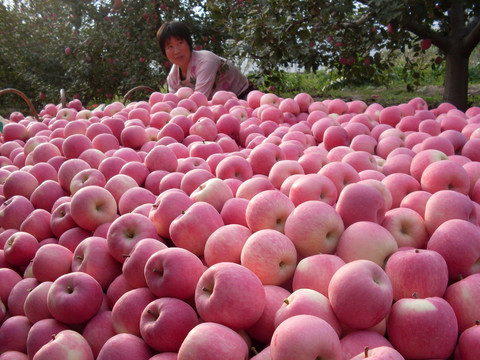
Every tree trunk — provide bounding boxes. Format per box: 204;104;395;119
443;47;470;111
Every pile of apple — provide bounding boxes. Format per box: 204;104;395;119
1;86;480;360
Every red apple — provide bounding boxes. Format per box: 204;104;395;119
195;262;265;330
328;260;393;330
47;272;103;325
106;212;161;264
385;248;449;300
177;322;249;360
144;247;205;299
270;314;342;360
139;297;199;352
240;229;297;286
386;296;458;359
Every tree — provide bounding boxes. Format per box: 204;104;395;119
207;0;480;111
0;0;213;108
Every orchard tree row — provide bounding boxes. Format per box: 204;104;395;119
1;0;479;111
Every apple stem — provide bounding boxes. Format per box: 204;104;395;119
147;309;158;319
122;254;130;258
364;346;370;358
51;333;56;340
283;299;290;305
412;292;418;299
76;255;83;260
67;285;74;294
415;249;420;253
251;347;258;355
476;320;480;326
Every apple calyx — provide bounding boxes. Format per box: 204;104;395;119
476;320;480;326
202;286;213;295
67;285;74;294
415;249;420;253
412;292;419;299
152;267;164;277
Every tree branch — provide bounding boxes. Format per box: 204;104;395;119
402;19;451;53
464;16;480;55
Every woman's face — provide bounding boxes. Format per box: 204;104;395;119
165;36;191;70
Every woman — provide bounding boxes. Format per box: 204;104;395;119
156;20;254;100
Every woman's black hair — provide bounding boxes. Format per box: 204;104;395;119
156;21;193;56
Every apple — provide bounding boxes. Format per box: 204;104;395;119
111;287;157;336
288;173;337;206
457;320;480;360
144;144;178;172
399;190;432;218
139;297;199;352
47;272;104;325
82;311;117;359
118;186;156;215
328;260;393;330
292;254;345;298
275;288;341;336
268;159;305;189
71;236;123;290
57;226;92;253
385;248;449;301
424;190;478;235
335;221;398;267
169;201;224;257
381;172;421;209
25;318;70;358
386;296;458;359
420;158;470;194
3;170;39;199
240;229;297;286
19;208;54;242
32;329;94;360
340;330;395;360
0;195;35;230
318;161;361;195
189;177;233;212
350;346;405;360
144;247;205;299
3;231;39;268
122;238;167;288
31;244;73;282
246;284;291;344
335;182;386;227
204;224;252;266
106;212;161;263
444;273;480;334
270;314;342;360
177;322;249;360
23;281;53;323
180;168;215;195
409;148;449;181
284;200;345;258
69;185;117;232
148;189;194;239
6;277;39;316
245;189;295;233
0;315;32;354
381;207;429;248
195;261;265;330
96;333;154;360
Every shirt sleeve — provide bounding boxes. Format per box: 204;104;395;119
190;52;221;99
